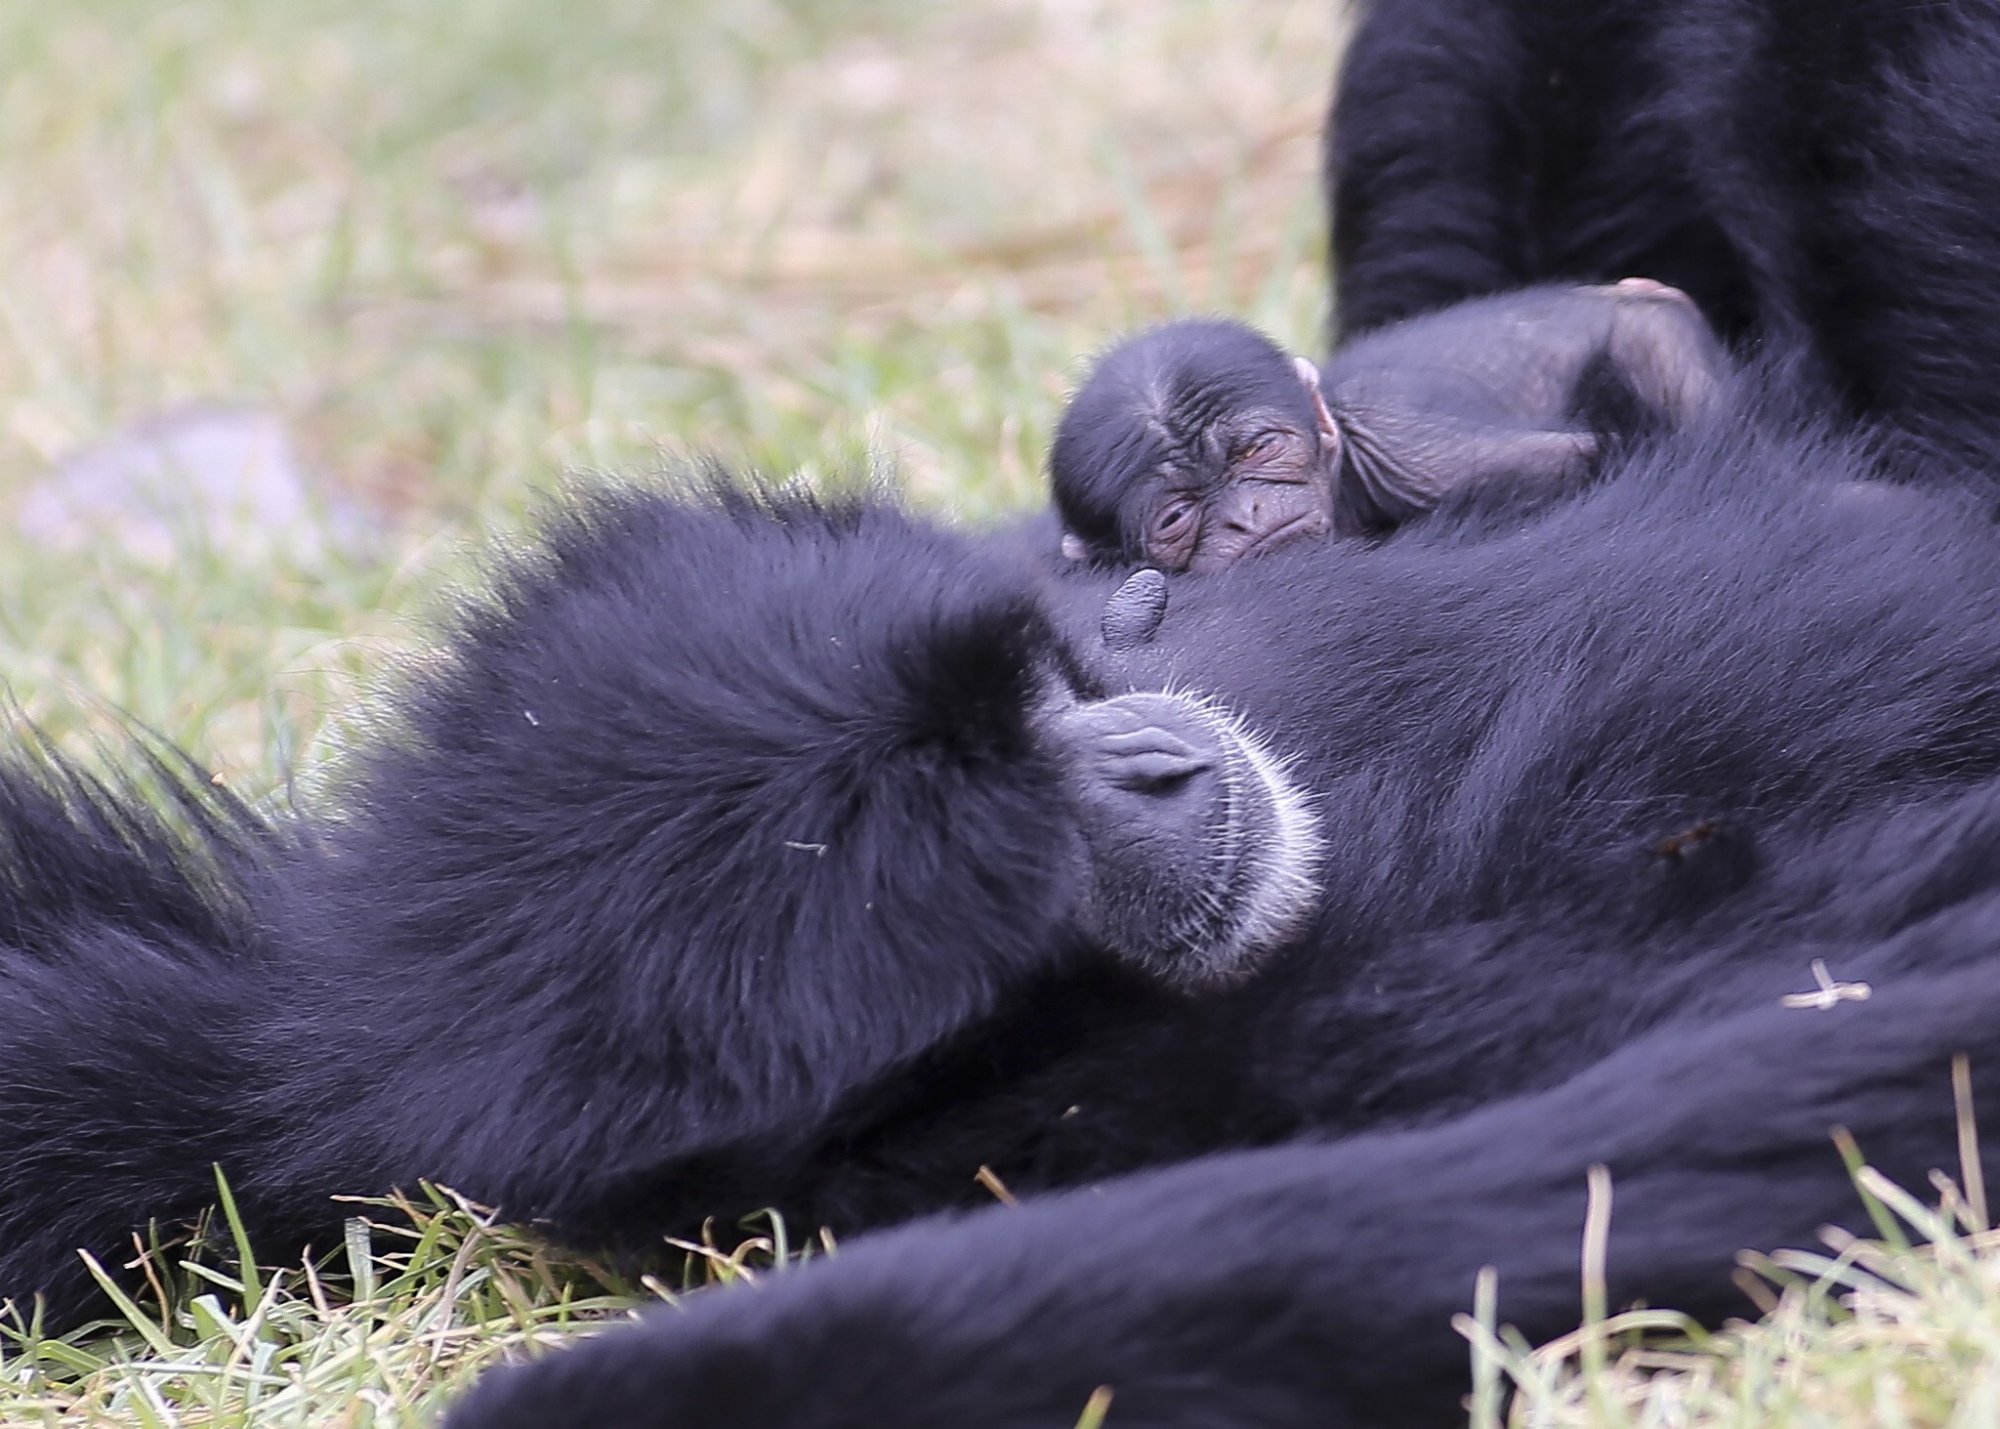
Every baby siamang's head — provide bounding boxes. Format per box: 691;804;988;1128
1051;319;1342;572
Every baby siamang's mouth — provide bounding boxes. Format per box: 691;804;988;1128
1246;512;1330;557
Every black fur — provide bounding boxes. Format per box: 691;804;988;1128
11;382;2000;1426
0;744;282;1320
1328;0;2000;475
0;490;1127;1320
435;385;2000;1427
11;1;2000;1423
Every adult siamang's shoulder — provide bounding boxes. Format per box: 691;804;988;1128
365;480;1073;778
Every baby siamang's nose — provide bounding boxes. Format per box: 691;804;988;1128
1214;485;1263;533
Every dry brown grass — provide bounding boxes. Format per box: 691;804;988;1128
0;0;1338;775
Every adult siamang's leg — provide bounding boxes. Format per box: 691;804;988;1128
448;949;2000;1429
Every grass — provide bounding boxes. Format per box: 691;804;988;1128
2;1;1999;1425
1465;1104;2000;1429
0;1182;776;1427
0;0;1331;786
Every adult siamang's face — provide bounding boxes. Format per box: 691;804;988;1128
1048;684;1322;987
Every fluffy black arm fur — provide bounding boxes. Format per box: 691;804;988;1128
0;746;284;1321
448;945;2000;1429
261;491;1123;1247
0;492;1122;1312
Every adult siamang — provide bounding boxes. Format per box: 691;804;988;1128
1329;0;2000;474
6;380;2000;1429
6;2;2000;1427
433;394;2000;1429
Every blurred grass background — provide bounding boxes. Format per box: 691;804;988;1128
0;0;1333;793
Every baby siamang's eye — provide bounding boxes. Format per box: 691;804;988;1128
1153;500;1196;539
1241;431;1290;462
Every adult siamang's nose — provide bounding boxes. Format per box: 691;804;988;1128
1056;695;1221;799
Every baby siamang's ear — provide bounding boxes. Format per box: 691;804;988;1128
1294;356;1342;452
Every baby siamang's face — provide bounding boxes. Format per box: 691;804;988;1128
1133;360;1342;572
1050;320;1342;573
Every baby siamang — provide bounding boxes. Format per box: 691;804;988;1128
1050;279;1724;570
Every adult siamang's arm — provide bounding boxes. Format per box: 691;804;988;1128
449;953;1996;1429
1328;0;1533;338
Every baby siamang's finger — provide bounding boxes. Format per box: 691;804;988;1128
1101;567;1168;651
